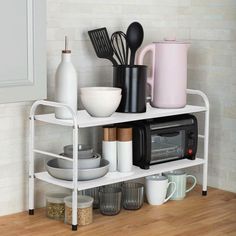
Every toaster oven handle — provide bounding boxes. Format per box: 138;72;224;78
159;132;179;137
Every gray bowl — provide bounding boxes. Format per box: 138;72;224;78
46;159;110;181
63;144;93;159
57;153;101;169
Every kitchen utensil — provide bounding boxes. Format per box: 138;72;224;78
64;195;93;225
80;87;122;117
88;28;118;66
126;22;144;65
63;144;93;159
57;153;101;169
117;127;133;172
80;188;100;209
138;39;190;108
46;159;110;181
102;126;117;172
164;170;197;200
145;175;176;205
113;65;147;113
55;36;77;119
122;182;144;210
111;31;127;65
99;187;122;216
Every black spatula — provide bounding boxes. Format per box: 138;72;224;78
88;27;118;65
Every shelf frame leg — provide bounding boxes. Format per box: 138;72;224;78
187;89;210;196
28;100;79;221
29;116;35;214
202;107;209;196
72;126;78;231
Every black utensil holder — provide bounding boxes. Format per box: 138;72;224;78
113;65;147;113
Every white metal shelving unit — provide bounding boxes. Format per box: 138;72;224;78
28;89;209;231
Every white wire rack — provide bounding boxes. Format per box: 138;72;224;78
28;89;209;231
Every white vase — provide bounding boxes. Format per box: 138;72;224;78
55;49;77;119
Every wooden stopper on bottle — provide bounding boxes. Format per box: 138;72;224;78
117;127;132;142
103;126;117;141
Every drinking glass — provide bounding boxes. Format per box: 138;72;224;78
80;187;100;209
99;187;122;215
103;182;123;189
122;182;144;210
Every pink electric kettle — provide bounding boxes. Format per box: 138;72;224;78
138;39;190;108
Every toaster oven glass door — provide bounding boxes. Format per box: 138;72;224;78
150;130;185;163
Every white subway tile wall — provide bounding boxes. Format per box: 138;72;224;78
0;0;235;216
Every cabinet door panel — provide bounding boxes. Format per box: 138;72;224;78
0;0;46;103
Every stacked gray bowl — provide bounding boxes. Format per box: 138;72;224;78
46;144;109;181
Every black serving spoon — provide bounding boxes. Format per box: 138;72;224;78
126;22;144;65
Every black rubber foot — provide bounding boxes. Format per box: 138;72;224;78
72;225;78;231
29;209;34;215
202;190;207;196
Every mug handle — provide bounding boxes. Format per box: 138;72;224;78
164;181;176;202
137;44;156;101
186;175;197;193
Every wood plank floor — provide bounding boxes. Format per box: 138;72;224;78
0;186;235;236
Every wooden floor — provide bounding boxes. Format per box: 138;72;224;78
0;186;235;236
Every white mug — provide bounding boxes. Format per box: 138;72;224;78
145;175;176;205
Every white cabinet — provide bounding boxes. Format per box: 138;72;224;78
0;0;46;103
28;89;209;231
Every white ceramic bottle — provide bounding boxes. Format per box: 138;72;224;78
117;127;133;172
102;126;117;172
55;36;77;119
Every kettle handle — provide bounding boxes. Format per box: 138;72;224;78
137;43;156;102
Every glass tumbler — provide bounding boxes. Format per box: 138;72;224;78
99;187;122;216
122;182;144;210
80;187;100;209
104;182;123;189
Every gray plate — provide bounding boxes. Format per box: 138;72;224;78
46;159;110;181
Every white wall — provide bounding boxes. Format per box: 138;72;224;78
0;0;235;216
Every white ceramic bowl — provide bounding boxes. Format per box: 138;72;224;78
80;87;122;117
80;87;121;96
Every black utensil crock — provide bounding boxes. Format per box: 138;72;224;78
113;65;147;113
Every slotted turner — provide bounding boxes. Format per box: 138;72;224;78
88;27;118;65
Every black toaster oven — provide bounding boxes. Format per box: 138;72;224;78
131;114;198;169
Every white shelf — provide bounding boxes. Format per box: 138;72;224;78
34;104;206;128
29;91;210;230
35;158;205;191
